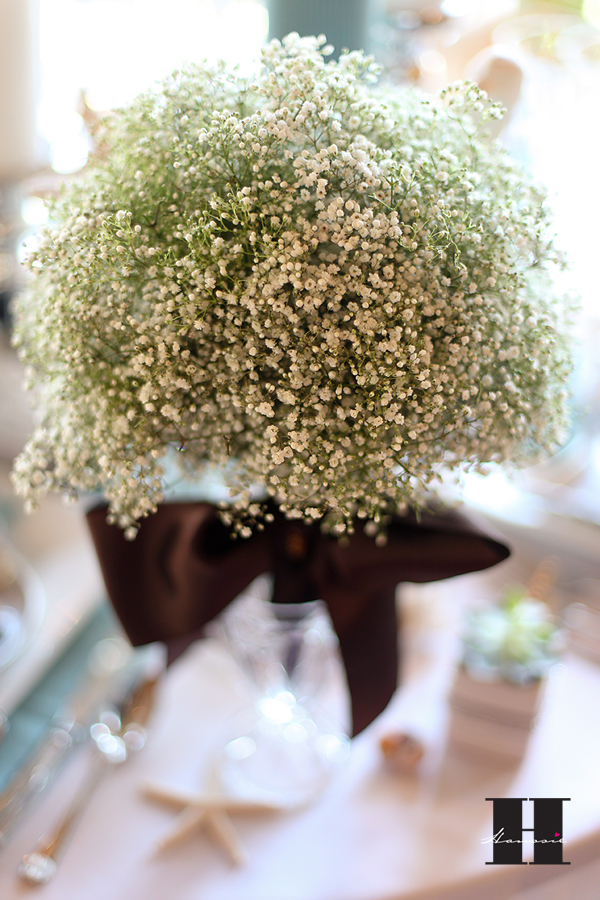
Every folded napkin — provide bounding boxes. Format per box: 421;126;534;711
87;503;509;736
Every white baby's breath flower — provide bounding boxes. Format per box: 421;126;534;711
11;34;572;538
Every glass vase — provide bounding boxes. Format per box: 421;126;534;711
216;583;350;806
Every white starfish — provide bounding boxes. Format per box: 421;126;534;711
143;781;286;865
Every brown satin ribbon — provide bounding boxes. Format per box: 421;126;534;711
86;502;509;735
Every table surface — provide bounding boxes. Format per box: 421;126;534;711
2;570;600;900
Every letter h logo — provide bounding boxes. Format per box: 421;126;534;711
486;798;570;865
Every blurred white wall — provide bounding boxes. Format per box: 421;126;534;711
0;0;40;181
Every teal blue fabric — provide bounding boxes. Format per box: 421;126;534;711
0;602;120;792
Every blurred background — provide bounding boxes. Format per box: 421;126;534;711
2;0;600;834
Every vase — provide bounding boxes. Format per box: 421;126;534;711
216;584;350;805
446;667;544;764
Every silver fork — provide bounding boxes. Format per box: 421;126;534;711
0;636;134;848
17;677;157;885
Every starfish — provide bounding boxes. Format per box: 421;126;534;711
143;781;285;865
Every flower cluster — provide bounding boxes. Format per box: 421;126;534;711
12;34;572;538
462;588;562;683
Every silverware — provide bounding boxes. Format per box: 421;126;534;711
17;676;158;885
0;637;133;849
0;722;76;849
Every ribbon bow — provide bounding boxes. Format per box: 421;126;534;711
87;503;509;735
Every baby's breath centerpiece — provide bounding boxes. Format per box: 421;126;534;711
13;35;571;539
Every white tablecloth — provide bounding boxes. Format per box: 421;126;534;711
2;587;600;900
